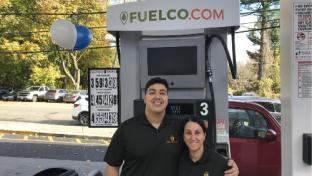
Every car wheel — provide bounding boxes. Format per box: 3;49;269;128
32;96;38;102
79;112;89;126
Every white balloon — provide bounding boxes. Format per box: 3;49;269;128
50;19;77;49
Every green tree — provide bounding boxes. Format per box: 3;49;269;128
228;61;258;95
241;0;280;80
233;0;281;98
0;0;115;90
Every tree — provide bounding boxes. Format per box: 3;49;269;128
0;0;115;90
233;0;281;98
241;0;280;80
228;61;258;95
0;0;50;89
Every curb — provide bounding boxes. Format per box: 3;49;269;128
0;129;112;141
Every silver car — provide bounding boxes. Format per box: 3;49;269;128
44;89;68;102
63;90;87;103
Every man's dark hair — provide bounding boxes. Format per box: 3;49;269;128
144;77;169;94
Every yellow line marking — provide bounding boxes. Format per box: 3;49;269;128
0;137;105;145
101;140;109;145
76;139;82;143
23;136;28;140
48;136;54;142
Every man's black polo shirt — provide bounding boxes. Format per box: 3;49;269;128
104;113;183;176
178;148;229;176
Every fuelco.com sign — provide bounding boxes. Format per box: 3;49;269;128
107;0;240;31
119;8;224;24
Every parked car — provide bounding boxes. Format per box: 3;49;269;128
72;95;89;125
63;90;87;103
44;89;67;102
71;98;281;176
1;90;19;101
0;88;10;100
229;101;281;176
17;86;49;102
229;96;281;123
242;92;258;96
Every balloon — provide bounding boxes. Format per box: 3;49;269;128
50;19;92;50
50;20;77;49
74;25;92;50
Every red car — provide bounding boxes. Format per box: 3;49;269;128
229;101;281;176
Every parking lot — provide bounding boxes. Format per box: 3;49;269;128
0;101;77;125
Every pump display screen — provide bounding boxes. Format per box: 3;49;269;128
139;37;205;88
147;46;197;75
166;103;194;115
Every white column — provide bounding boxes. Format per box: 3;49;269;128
280;0;312;175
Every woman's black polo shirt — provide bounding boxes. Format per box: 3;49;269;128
178;148;229;176
104;114;183;176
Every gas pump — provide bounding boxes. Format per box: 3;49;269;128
107;0;240;156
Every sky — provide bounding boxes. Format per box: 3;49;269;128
231;15;258;64
233;33;255;64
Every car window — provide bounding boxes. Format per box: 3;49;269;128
229;108;268;138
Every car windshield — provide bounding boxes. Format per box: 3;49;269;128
27;86;40;91
254;102;275;112
274;103;281;112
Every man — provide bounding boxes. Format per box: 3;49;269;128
104;77;239;176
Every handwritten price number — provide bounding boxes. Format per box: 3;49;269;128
90;77;117;88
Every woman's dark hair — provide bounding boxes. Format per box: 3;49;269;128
144;77;169;94
182;116;207;135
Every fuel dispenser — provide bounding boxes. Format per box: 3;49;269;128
107;0;239;156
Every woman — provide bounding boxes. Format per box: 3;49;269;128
179;116;231;176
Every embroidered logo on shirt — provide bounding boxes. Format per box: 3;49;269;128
203;171;209;176
166;134;178;144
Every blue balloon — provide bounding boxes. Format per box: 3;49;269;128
74;25;92;50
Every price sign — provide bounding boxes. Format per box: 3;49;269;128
88;68;120;127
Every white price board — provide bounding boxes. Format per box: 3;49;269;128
88;68;120;127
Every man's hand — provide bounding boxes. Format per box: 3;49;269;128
105;164;120;176
224;159;239;176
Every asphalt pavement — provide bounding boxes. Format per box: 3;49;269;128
0;156;106;176
0;121;116;176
